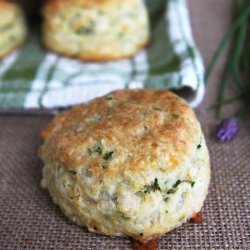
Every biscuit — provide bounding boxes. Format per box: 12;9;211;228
0;1;27;58
39;89;210;241
42;0;150;61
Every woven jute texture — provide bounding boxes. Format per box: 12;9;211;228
0;0;249;249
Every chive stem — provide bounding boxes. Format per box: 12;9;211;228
205;6;250;83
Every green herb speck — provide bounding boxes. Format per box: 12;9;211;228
165;210;168;214
103;151;114;161
121;215;130;220
75;22;95;35
153;106;163;111
88;148;92;156
106;95;113;100
93;114;101;122
94;141;103;155
191;181;195;187
140;233;144;236
152;178;161;191
137;178;161;195
68;170;77;175
167;180;182;194
173;180;181;188
111;195;118;205
102;162;108;170
179;216;185;222
197;144;202;149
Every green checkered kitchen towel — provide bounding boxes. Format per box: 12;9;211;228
0;0;205;110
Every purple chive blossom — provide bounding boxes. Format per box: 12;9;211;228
217;117;239;142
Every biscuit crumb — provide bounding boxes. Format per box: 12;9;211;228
191;212;203;224
22;237;32;245
132;239;158;250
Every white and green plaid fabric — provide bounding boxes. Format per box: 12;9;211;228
0;0;205;109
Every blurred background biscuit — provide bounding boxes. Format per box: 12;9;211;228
0;0;27;58
42;0;150;61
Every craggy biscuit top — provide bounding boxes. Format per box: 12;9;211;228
39;90;201;178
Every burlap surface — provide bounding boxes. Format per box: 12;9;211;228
0;0;249;249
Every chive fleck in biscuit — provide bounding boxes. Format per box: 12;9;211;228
42;0;150;61
0;1;27;58
39;90;210;242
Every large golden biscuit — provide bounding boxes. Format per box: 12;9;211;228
39;89;210;242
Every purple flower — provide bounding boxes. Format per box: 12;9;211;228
217;117;239;142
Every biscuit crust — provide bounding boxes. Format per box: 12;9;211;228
39;90;210;241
